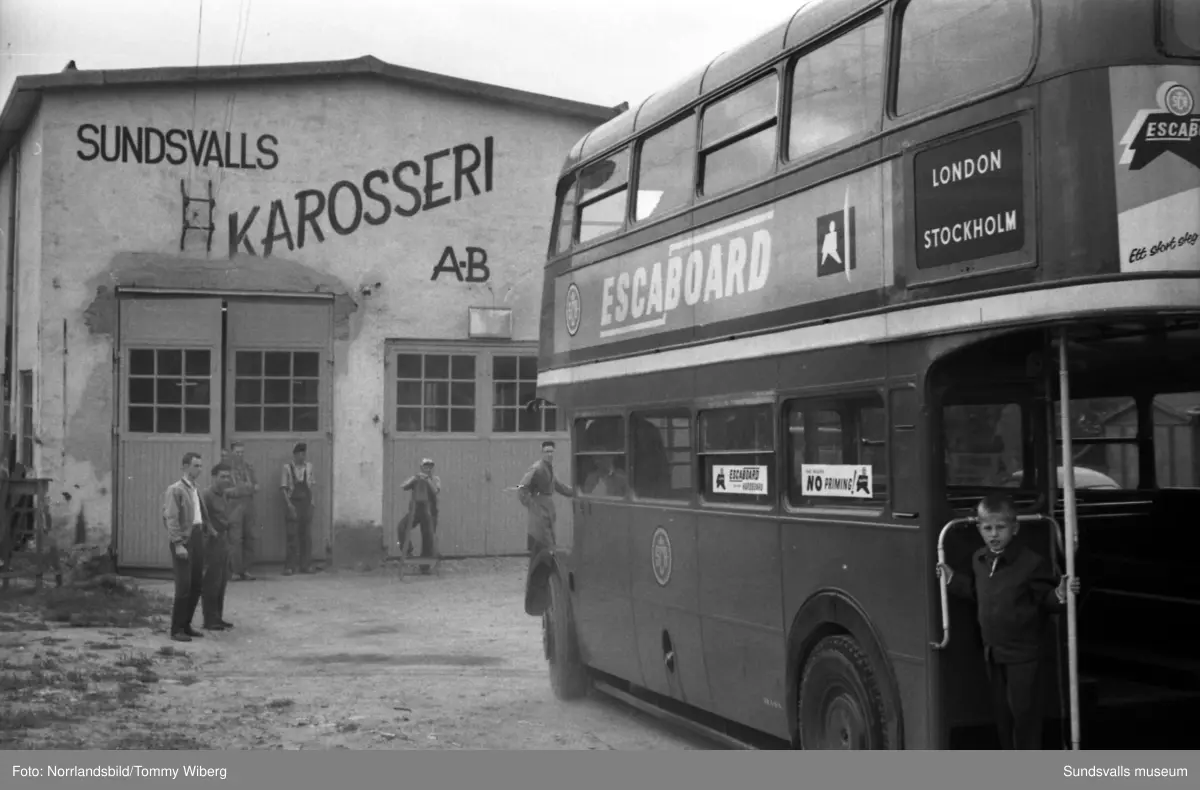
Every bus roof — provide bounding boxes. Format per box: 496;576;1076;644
560;0;881;175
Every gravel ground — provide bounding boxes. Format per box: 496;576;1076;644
1;557;711;750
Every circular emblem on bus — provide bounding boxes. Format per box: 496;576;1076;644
651;527;672;587
1161;82;1194;117
565;283;582;337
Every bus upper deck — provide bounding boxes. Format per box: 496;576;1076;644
536;0;1200;397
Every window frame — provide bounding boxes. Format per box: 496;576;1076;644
630;408;696;503
696;401;777;509
888;0;1040;121
574;413;629;500
492;354;557;434
574;147;632;248
697;70;783;200
550;173;578;257
1158;0;1200;60
783;391;889;511
231;349;322;435
784;12;887;166
126;347;214;437
392;350;480;436
631;112;698;227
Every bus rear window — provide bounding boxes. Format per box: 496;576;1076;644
894;0;1035;117
943;402;1025;488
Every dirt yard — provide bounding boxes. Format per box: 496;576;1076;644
0;558;709;750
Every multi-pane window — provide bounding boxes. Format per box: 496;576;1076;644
233;351;320;433
575;415;627;497
396;352;476;433
127;348;212;435
576;148;630;245
698;404;774;505
894;0;1035;117
493;355;556;433
699;74;779;197
631;410;693;500
786;394;887;506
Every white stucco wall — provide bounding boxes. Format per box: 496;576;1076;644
19;75;599;544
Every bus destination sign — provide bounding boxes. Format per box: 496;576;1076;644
913;121;1026;270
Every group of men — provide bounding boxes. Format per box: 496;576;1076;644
162;441;317;643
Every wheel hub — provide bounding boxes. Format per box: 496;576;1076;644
824;692;866;749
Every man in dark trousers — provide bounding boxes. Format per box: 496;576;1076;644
227;440;260;581
400;458;441;573
937;493;1080;749
200;462;236;631
517;440;574;557
281;442;315;576
162;451;215;643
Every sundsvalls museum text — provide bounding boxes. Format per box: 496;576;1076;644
74;124;496;259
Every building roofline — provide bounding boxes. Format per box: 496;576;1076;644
0;55;623;164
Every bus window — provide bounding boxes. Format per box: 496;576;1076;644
699;74;779;197
553;174;577;254
785;394;887;506
577;148;630;245
787;14;885;161
1153;392;1200;488
697;404;774;506
943;402;1024;488
574;415;628;497
1053;397;1138;490
631;410;694;500
1162;0;1200;56
634;114;696;223
894;0;1035;117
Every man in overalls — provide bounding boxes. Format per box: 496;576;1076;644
227;440;260;581
280;442;315;576
400;458;441;573
517;440;574;557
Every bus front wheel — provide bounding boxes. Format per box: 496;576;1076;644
797;635;887;750
543;570;588;700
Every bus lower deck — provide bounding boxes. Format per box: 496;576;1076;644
934;319;1200;749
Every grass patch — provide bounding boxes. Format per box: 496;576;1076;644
114;651;154;670
0;583;170;630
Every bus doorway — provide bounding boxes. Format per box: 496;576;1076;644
929;320;1200;750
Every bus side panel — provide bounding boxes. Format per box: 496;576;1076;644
629;506;711;709
781;521;927;743
697;513;789;739
573;500;644;685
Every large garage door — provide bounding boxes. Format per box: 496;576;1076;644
383;342;571;556
226;300;333;562
116;298;223;569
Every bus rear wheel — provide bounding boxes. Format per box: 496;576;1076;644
544;569;588;700
797;635;887;750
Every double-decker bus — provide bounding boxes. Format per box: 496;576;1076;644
523;0;1200;750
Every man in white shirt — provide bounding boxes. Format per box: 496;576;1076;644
162;451;215;642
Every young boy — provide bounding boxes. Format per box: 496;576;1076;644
936;493;1080;750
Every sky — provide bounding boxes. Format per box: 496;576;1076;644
1;0;810;109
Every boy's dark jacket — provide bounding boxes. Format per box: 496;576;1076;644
946;542;1065;663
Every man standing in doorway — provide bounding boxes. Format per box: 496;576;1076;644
400;458;441;572
227;440;260;581
162;452;214;643
200;462;236;631
281;442;315;576
517;440;574;558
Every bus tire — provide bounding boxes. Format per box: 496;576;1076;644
544;569;588;700
797;635;888;750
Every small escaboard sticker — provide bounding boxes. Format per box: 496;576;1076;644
800;464;874;498
712;465;769;495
